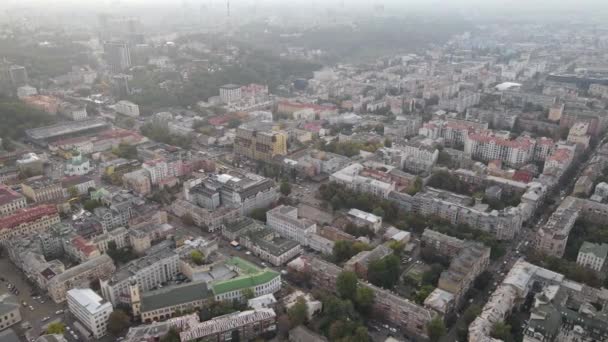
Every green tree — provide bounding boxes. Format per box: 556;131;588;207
249;207;268;222
384;138;392;147
67;186;79;198
367;254;400;289
336;271;358;300
83;199;102;212
372;207;385;218
355;286;375;314
107;309;131;336
464;304;482;324
46;322;66;334
241;287;255;300
387;240;405;255
352;326;370;342
190;250;205;265
414;285;435;304
491;322;513;342
287;297;308;326
427;317;447;342
280;179;291;196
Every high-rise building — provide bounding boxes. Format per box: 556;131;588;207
103;41;131;73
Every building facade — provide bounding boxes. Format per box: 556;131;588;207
67;288;113;338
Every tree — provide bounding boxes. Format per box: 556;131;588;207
372;207;385;218
336;271;358;300
427;317;447;342
464;304;482;324
491;322;513;342
161;328;181;342
367;255;400;289
384;138;392;147
107;309;131;336
353;326;370;342
388;240;405;255
422;263;445;286
190;250;205;265
280;179;291;196
181;213;195;226
414;285;435;304
83;199;102;212
47;322;66;334
67;186;79;198
287;297;308;326
241;287;255;300
249;207;268;222
355;287;374;314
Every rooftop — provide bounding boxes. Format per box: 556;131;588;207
579;242;608;259
0;185;24;206
140;281;212;313
67;288;111;315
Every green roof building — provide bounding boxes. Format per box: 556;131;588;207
211;257;281;302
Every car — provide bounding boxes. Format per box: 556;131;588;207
41;317;50;322
29;306;34;311
261;262;267;267
22;301;27;307
245;251;251;255
55;310;63;315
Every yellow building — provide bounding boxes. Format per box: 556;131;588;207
234;126;287;162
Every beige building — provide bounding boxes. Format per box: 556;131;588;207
234;126;287;162
21;176;64;203
0;294;21;331
0;185;27;216
437;243;491;307
47;255;116;303
0;205;60;242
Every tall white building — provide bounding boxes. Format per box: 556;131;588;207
67;288;113;338
142;159;169;185
115;100;140;117
219;84;242;104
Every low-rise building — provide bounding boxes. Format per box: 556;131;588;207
115;100;140;117
67;288;113;338
0;294;21;331
347;208;382;233
47;254;116;303
139;281;213;323
210;258;281;302
0;205;60;242
0;185;27;216
576;241;608;272
344;244;392;279
266;205;317;246
21;176;63;203
240;229;302;266
179;309;276;342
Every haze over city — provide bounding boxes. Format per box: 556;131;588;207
1;1;608;342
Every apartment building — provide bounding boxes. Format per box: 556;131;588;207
400;139;439;174
47;255;116;303
344;244;392;279
115;100;140;117
576;242;608;272
464;131;537;168
438;91;480;112
171;199;239;232
122;169;152;196
347;208;383;233
436;243;490;307
21;176;64;203
234;126;287;162
100;245;179;306
535;197;580;257
67;288;113;338
266;205;317;246
309;257;433;339
330;163;396;199
0;205;60;242
0;185;27;216
179;309;276;342
421;229;466;258
240;229;302;266
219;84;242;104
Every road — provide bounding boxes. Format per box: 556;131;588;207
0;257;71;341
443;139;607;342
